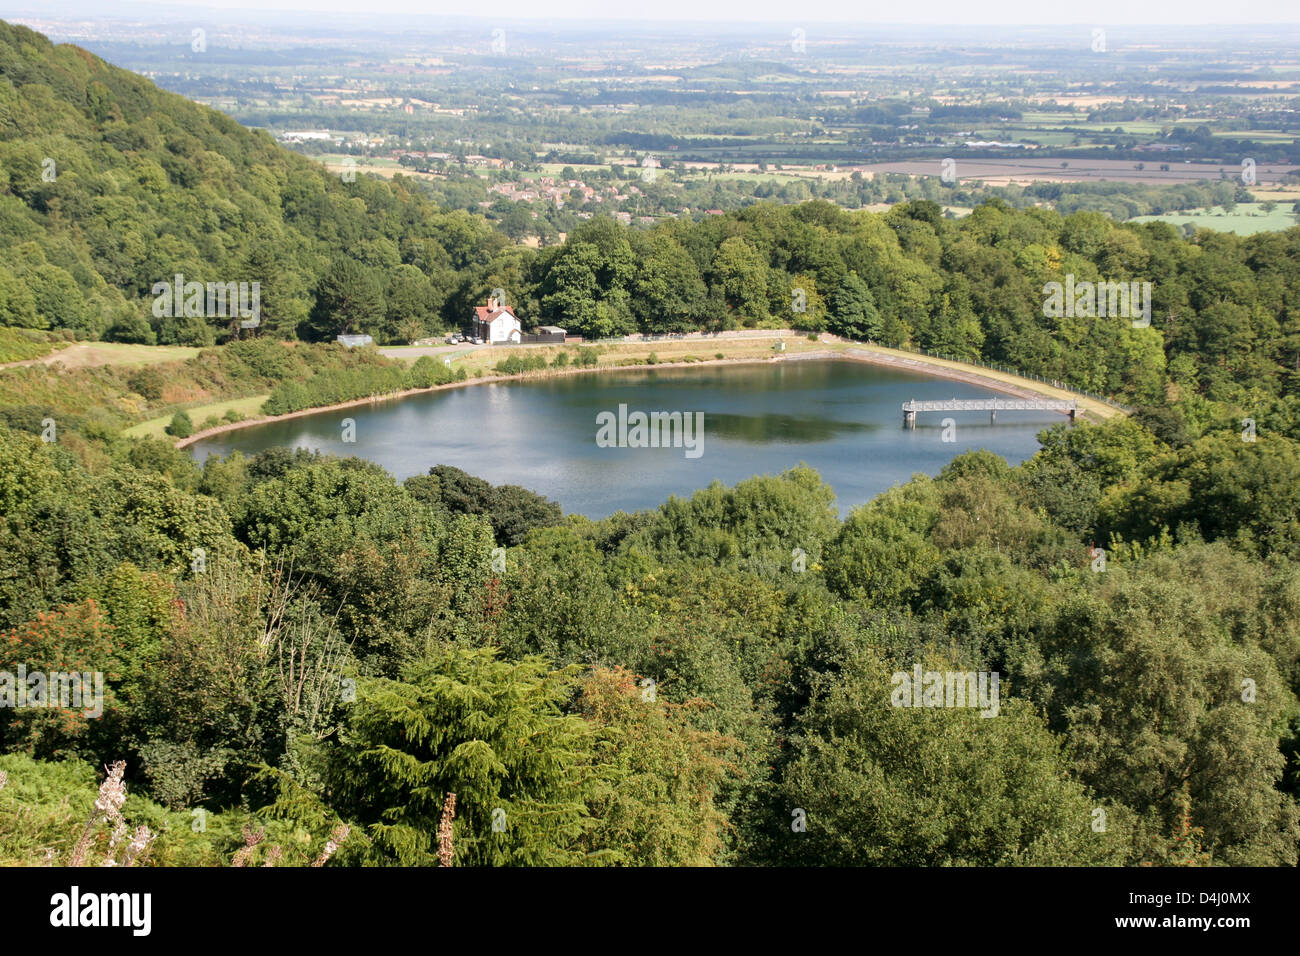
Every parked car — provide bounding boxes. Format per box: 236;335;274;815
471;336;483;345
446;334;460;344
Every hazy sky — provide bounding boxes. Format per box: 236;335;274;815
50;0;1300;26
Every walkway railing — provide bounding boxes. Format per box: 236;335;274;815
902;397;1078;428
851;339;1135;414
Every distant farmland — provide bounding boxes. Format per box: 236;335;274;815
1129;202;1300;236
856;157;1298;186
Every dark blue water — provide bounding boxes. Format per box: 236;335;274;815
189;359;1062;517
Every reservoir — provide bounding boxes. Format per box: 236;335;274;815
189;359;1065;517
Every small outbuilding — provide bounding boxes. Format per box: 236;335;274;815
522;325;567;344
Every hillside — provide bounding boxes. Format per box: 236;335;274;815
4;20;1300;427
0;18;1299;874
0;20;506;344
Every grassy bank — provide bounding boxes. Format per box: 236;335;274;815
0;331;1124;453
124;394;270;440
0;341;201;370
448;335;1122;421
171;332;1121;448
0;339;412;443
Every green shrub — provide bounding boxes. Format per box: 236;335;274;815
127;366;166;402
493;354;548;376
0;753;336;867
104;313;156;345
263;362;416;415
165;410;193;438
157;314;214;347
409;355;464;388
225;339;300;381
0;327;59;363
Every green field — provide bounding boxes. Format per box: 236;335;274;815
5;342;202;369
124;393;270;439
1129;202;1300;236
1210;129;1298;142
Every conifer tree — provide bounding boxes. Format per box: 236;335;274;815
325;645;603;866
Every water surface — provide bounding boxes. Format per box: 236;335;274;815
190;360;1063;516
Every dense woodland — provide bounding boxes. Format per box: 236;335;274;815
4;22;1300;409
1;21;1300;866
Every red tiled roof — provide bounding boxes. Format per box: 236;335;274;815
474;306;517;322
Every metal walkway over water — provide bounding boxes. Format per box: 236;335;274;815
902;397;1078;428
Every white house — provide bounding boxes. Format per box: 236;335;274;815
472;296;522;344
